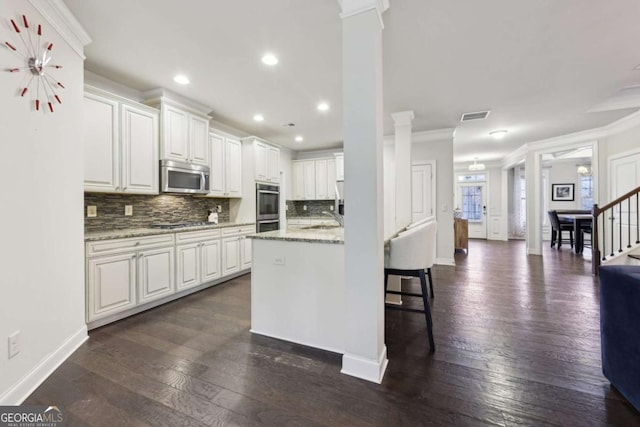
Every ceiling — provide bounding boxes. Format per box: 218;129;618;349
65;0;640;162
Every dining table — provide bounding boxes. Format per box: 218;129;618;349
558;213;592;254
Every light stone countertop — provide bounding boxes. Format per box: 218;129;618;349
85;221;255;242
248;226;344;245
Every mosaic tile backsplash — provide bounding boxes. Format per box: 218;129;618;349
286;200;337;217
85;193;230;232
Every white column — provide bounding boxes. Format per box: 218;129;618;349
392;111;415;229
340;0;389;383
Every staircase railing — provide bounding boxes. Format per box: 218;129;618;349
593;186;640;275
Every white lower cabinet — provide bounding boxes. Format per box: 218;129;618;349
87;252;137;321
138;247;175;303
241;236;252;270
221;237;241;276
86;226;252;327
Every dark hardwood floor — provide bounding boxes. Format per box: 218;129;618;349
25;240;640;426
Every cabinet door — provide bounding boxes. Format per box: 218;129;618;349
87;252;136;321
327;158;337;199
221;237;240;276
240;236;252;269
121;103;158;194
254;142;268;181
225;138;243;197
162;104;189;161
209;133;225;197
138;246;175;303
335;154;344;181
84;93;119;192
315;159;328;200
292;161;304;200
267;146;280;183
201;239;221;282
303;161;316;200
176;243;200;290
189;114;210;166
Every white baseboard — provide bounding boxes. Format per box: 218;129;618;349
0;325;88;405
435;257;455;266
341;345;388;384
250;328;344;355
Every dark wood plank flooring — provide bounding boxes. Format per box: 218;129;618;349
25;240;640;426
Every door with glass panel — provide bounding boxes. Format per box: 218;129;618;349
459;182;487;239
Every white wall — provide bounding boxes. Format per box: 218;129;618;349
412;139;455;264
0;0;88;403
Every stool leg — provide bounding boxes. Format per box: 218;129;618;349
419;269;435;352
427;268;434;299
551;230;557;247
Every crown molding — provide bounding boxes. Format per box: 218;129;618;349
412;128;456;143
142;88;212;117
339;0;389;28
391;110;415;127
27;0;91;59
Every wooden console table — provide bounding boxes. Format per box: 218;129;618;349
454;218;468;253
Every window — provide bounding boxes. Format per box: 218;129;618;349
461;185;482;221
580;175;593;210
458;174;486;182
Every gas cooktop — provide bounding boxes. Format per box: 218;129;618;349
149;221;211;230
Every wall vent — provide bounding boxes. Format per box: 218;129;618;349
461;111;490;122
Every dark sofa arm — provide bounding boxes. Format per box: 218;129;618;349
599;265;640;412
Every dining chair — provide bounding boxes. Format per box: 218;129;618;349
384;220;437;351
548;210;574;249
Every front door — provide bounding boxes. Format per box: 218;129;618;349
459;182;487;239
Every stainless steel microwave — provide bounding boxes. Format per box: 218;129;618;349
160;160;210;195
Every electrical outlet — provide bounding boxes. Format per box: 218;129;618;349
303;205;307;211
441;204;448;212
8;331;20;359
274;256;286;265
285;205;289;211
124;205;133;216
216;205;222;213
87;206;97;218
329;205;334;211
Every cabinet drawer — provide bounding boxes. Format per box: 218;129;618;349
175;229;221;244
87;234;175;257
221;225;255;237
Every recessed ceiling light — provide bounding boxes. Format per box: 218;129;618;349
253;114;264;122
317;102;330;112
295;136;304;142
261;54;279;66
489;130;508;140
173;74;190;85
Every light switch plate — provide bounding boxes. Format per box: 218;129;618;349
303;205;307;211
124;205;133;216
87;206;97;218
216;205;222;213
8;331;20;359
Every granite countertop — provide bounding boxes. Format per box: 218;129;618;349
85;221;256;242
248;226;344;245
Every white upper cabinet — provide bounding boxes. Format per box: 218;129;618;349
335;153;344;181
84;88;159;195
291;157;338;200
247;138;279;184
160;101;210;166
208;132;242;198
121;103;159;194
84;92;119;192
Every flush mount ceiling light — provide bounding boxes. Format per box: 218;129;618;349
173;74;190;85
489;130;508;140
253;114;264;122
295;135;304;142
469;158;486;171
261;53;279;66
317;102;330;112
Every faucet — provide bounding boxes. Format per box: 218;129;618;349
322;211;344;227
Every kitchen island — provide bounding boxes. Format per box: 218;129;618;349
248;225;345;353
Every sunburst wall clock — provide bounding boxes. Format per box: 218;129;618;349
4;14;64;112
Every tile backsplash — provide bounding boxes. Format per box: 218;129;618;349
85;193;230;232
286;200;336;217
